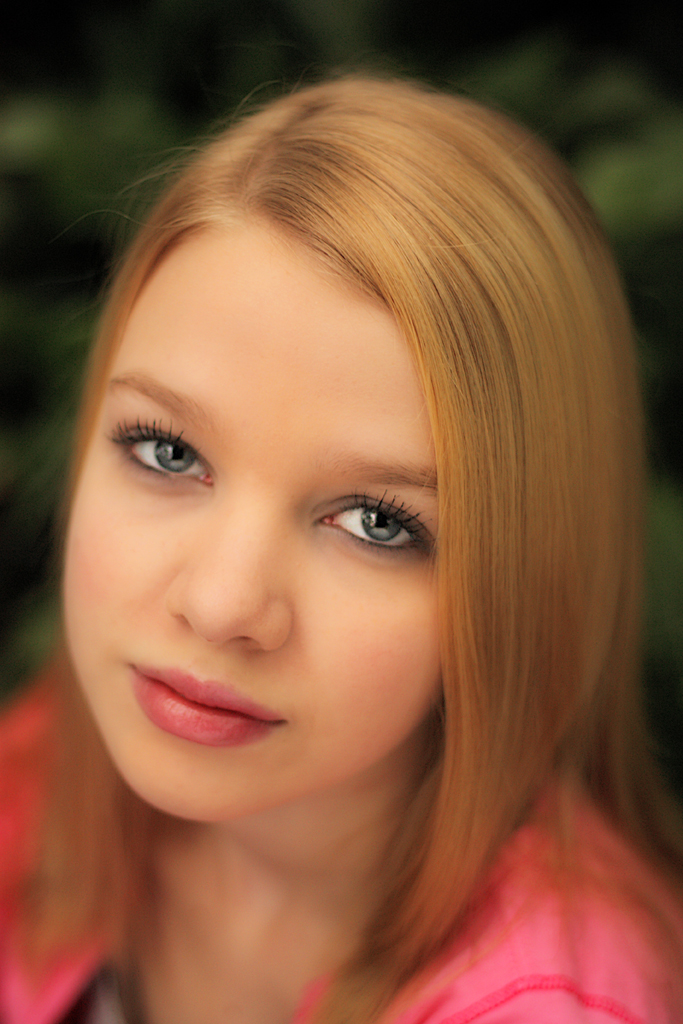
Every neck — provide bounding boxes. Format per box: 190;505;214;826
162;766;411;937
134;757;424;1024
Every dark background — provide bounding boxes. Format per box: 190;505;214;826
1;1;683;790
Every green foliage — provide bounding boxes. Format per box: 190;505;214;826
1;7;682;780
648;481;683;681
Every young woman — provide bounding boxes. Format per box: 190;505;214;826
1;75;682;1024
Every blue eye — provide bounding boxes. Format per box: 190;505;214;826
333;506;412;547
325;495;432;552
133;438;204;476
111;420;210;481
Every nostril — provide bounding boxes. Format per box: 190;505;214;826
165;561;293;651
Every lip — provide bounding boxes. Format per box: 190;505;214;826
132;666;285;747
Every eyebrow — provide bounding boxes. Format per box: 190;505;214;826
108;372;438;495
316;451;438;495
108;373;219;433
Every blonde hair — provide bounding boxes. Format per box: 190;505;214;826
28;76;683;1020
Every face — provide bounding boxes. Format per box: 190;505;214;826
63;224;441;825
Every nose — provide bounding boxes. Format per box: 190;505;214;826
165;503;294;651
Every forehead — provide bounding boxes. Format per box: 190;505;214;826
109;225;434;466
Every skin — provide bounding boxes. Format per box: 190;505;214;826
63;223;441;1024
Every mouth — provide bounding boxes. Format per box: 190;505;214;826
131;666;285;747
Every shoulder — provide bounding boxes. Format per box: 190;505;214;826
394;815;681;1024
0;679;56;904
0;680;103;1024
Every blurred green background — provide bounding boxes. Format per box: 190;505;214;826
1;2;682;790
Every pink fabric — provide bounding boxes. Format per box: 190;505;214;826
0;684;55;899
380;809;680;1024
1;688;680;1024
0;888;675;1024
384;880;676;1024
0;941;102;1024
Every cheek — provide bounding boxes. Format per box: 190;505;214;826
312;582;441;732
63;512;116;687
64;493;125;616
64;521;110;612
63;480;150;645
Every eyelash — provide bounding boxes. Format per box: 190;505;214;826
110;419;209;480
329;492;432;553
110;421;432;552
112;419;186;446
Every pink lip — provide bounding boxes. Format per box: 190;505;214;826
131;666;285;747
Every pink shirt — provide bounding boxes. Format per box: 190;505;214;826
386;882;676;1024
0;876;676;1024
0;687;680;1023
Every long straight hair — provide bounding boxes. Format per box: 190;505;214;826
26;76;683;1021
